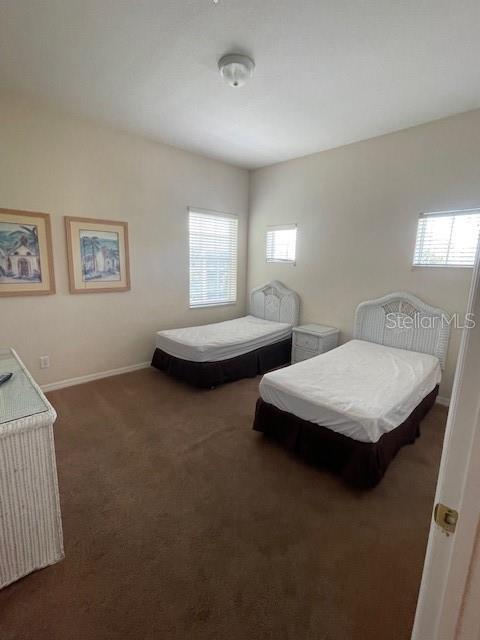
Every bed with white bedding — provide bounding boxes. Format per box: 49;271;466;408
151;281;300;388
253;292;451;488
156;315;292;363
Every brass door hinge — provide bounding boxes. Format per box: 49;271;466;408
434;503;459;535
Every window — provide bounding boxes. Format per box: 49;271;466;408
189;208;238;308
266;224;297;264
413;209;480;267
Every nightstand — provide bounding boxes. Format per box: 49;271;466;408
292;324;339;364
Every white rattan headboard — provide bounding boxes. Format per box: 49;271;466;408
250;281;300;326
354;291;451;369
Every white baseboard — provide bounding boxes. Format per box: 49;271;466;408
41;361;151;393
436;395;451;407
41;364;453;407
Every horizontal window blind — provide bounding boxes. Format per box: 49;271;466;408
189;209;238;308
413;209;480;267
266;224;297;263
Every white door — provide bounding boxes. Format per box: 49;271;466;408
412;252;480;639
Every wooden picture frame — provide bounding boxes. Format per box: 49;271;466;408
65;217;130;294
0;208;56;297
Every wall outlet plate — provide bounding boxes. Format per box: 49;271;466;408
39;355;50;369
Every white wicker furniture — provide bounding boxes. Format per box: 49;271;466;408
292;324;339;364
354;291;451;369
0;348;64;589
250;280;300;326
254;292;451;487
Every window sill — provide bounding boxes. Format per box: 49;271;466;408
189;302;237;310
412;264;474;270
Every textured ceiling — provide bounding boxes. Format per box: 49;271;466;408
1;0;480;168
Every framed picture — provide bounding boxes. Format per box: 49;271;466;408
65;216;130;293
0;208;55;297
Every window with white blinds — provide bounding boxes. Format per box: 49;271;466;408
189;209;238;308
413;209;480;267
266;224;297;264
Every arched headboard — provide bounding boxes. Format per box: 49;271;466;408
354;291;451;369
250;281;300;326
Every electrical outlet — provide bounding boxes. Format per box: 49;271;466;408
39;355;50;369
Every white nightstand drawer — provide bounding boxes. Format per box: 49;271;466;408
293;346;317;363
292;323;339;365
294;332;319;350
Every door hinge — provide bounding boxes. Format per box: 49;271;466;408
434;503;459;535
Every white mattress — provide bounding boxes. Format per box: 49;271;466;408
156;315;292;363
259;339;441;443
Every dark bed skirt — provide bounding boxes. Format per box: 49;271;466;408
151;337;292;389
252;384;439;488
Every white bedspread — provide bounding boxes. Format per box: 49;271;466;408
259;339;441;443
156;315;292;363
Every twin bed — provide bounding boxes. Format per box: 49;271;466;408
152;286;450;488
254;291;450;487
152;281;300;388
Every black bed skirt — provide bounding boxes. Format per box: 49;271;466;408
252;385;439;488
151;337;292;389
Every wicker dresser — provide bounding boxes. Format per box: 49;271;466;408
0;348;64;589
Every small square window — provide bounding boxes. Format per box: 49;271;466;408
266;224;297;264
413;209;480;267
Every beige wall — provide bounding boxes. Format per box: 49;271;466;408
248;110;480;398
2;95;478;396
0;95;249;385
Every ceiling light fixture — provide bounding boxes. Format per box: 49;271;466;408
218;53;255;88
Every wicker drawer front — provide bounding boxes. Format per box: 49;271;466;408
294;332;319;350
293;346;317;363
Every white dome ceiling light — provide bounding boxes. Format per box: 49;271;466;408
218;53;255;88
